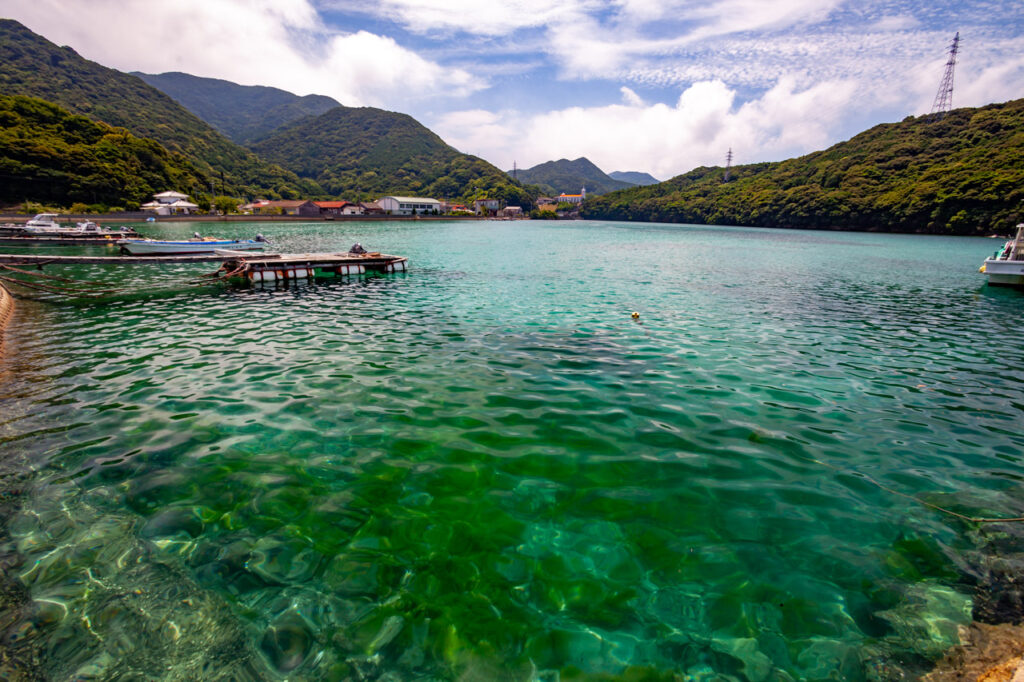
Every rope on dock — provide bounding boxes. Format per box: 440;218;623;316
0;263;110;286
220;261;250;280
0;273;123;297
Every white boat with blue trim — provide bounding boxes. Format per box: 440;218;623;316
117;234;268;255
980;224;1024;287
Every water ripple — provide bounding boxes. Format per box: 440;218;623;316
1;221;1023;679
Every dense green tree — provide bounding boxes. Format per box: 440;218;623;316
251;106;541;205
213;195;242;214
583;99;1024;236
0;19;320;199
508;157;634;195
0;95;208;206
135;72;339;145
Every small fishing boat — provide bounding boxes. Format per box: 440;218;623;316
980;224;1024;287
118;235;268;255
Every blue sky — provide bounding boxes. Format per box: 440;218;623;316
6;0;1024;179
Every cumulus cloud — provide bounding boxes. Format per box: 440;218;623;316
6;0;1022;183
4;0;483;107
435;77;858;179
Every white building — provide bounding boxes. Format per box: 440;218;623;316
377;196;442;216
141;191;200;215
556;187;587;205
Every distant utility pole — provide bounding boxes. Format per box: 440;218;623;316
930;31;960;120
513;161;517;181
724;148;733;182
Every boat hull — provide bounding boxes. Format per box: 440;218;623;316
983;258;1024;286
117;239;266;255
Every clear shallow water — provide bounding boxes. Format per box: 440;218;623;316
1;220;1023;680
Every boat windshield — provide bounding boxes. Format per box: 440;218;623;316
1010;224;1024;260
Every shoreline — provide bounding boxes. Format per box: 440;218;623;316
0;282;12;355
0;213;496;223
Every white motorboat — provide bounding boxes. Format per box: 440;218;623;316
0;216;139;239
23;213;64;232
117;237;268;255
980;224;1024;287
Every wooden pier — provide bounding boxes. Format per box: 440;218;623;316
0;235;131;246
0;251;408;282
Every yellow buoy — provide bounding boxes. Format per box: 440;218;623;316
631;311;640;319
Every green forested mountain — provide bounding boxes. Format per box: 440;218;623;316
509;158;635;196
251;106;537;205
0;19;317;199
134;71;340;145
584;99;1024;235
609;170;660;186
0;95;208;207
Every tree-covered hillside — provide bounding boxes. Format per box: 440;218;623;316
0;95;208;207
509;157;634;196
609;170;660;186
252;106;538;205
0;19;317;199
135;71;340;145
584;99;1024;235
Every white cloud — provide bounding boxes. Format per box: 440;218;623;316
869;15;921;31
680;0;844;39
620;87;645;106
330;0;590;35
435;77;859;179
4;0;484;108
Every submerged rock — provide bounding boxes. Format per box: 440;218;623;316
924;622;1024;681
260;612;315;674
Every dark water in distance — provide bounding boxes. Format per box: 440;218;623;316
1;220;1023;680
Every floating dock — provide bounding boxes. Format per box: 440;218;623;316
0;251;408;280
221;252;408;282
0;235;130;246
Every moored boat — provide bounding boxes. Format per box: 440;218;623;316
117;236;267;255
24;213;63;231
0;215;138;239
980;224;1024;287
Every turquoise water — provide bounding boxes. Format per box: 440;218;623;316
1;220;1023;680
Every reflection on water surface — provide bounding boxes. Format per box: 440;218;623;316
1;220;1023;680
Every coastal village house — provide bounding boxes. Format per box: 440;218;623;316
243;200;319;216
472;198;500;216
498;206;523;218
141;191;199;215
314;201;364;216
360;201;385;215
378;196;442;216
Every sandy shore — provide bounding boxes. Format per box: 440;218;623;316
0;282;12;354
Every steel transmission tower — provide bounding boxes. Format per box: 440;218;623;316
930;32;960;119
723;148;733;182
